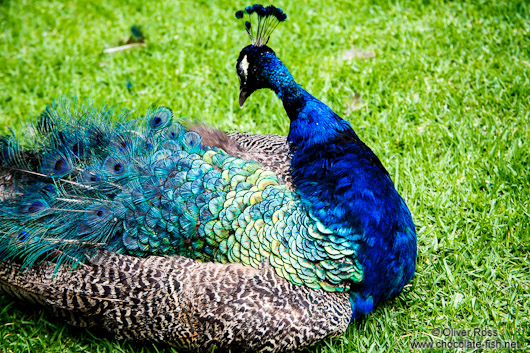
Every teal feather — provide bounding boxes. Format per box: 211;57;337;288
41;151;72;177
147;107;172;131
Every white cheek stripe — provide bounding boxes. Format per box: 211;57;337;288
240;55;249;79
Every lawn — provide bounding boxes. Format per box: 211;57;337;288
0;0;529;352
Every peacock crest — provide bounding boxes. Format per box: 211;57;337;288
235;4;287;47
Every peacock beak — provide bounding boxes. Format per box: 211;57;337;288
239;89;249;108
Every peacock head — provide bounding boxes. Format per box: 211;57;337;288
236;44;278;107
235;5;287;107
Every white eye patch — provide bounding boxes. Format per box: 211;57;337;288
240;55;249;79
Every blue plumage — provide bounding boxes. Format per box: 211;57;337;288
235;6;416;319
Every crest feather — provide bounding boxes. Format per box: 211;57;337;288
235;4;287;47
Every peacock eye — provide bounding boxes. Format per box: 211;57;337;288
109;232;120;243
28;201;45;213
80;168;104;184
42;151;72;177
17;231;29;242
114;163;124;173
103;156;128;176
148;108;172;131
54;159;67;173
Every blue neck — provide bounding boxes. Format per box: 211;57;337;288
260;53;416;319
262;55;356;148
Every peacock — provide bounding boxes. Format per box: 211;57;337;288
0;4;417;352
232;4;417;318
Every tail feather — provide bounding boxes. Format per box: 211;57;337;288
0;99;364;293
0;100;188;268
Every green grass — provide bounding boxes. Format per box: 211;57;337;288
1;0;529;351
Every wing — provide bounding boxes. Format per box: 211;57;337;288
0;250;351;351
